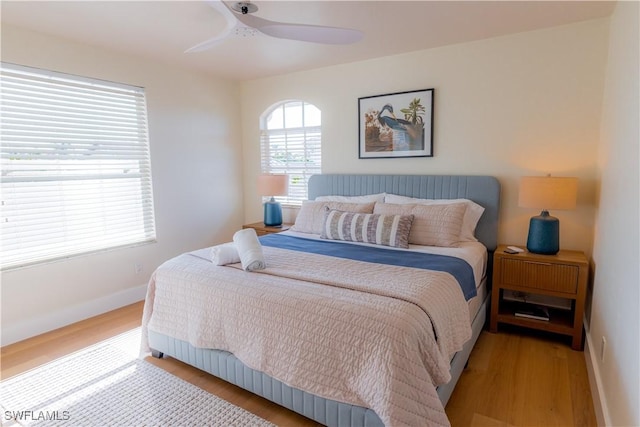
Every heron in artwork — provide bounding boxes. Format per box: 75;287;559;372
377;104;411;132
377;103;424;150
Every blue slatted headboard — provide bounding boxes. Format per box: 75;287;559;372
308;174;501;251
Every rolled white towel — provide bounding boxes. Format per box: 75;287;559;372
210;242;241;266
232;228;266;271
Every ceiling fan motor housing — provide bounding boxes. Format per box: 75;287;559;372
232;2;257;15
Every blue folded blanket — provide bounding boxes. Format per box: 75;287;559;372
260;234;477;300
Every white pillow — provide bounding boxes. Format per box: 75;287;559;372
384;194;485;242
373;202;466;247
315;193;386;203
291;201;375;234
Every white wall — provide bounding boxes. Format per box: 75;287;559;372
589;2;640;426
240;20;609;255
0;25;244;345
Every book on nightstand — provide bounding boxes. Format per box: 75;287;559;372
514;303;550;321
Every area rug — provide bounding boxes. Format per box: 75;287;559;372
0;329;275;427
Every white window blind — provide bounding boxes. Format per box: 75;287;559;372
0;63;156;269
260;101;321;205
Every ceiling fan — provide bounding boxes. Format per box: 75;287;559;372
185;1;363;52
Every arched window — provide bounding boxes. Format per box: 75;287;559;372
260;100;321;205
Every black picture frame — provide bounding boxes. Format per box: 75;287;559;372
358;88;434;159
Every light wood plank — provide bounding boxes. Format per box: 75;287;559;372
0;302;143;379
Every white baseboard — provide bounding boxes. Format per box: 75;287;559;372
584;330;612;427
1;284;147;347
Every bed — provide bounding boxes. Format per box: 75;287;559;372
142;174;500;426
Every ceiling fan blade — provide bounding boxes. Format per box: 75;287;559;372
187;0;363;51
206;0;236;23
184;31;232;53
185;0;237;53
235;6;363;45
259;23;363;45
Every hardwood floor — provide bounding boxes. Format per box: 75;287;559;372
445;325;597;427
1;302;597;426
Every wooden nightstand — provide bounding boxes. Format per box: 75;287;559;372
242;222;292;236
490;245;589;350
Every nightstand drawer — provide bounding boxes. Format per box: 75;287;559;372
501;259;579;293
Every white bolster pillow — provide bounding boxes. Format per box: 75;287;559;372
210;242;241;266
232;228;266;271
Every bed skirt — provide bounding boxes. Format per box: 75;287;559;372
147;292;489;426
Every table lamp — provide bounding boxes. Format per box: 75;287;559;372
518;176;578;255
257;174;288;226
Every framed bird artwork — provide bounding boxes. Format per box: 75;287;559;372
358;88;434;159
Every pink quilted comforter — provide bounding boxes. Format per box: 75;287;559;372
141;244;472;426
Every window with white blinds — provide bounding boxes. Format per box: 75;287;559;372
260;101;321;205
0;63;156;270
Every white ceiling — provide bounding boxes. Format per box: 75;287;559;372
1;1;616;81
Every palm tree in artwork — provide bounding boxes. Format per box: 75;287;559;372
400;98;426;125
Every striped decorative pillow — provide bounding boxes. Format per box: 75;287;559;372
320;209;414;248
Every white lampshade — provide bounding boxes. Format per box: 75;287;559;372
519;176;578;210
257;174;288;197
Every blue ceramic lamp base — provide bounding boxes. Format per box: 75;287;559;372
263;198;283;227
526;210;559;255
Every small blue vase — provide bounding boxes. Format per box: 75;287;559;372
263;198;283;227
526;210;559;255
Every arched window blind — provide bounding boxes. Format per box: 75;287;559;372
0;63;156;269
260;101;321;205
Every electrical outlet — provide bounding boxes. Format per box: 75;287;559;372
134;263;143;275
600;336;607;363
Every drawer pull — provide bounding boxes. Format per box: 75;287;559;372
524;261;553;266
